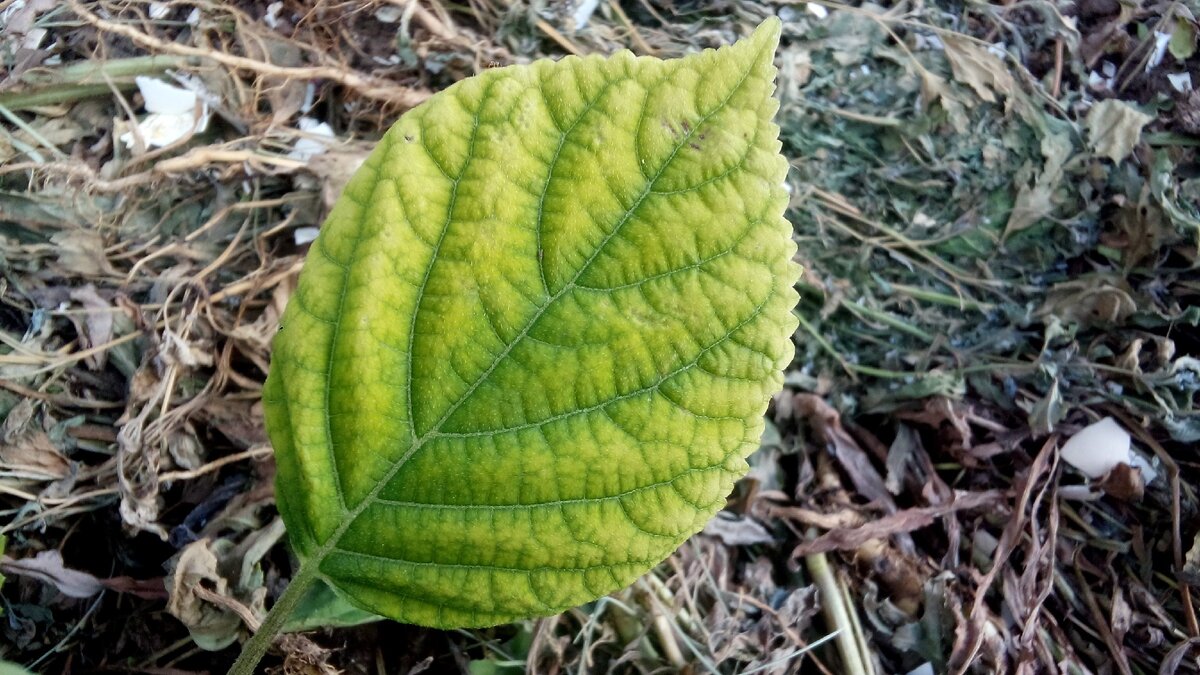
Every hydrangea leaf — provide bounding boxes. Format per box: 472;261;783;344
264;17;798;629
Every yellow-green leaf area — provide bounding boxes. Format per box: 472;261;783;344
263;18;798;629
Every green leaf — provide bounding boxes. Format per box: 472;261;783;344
264;18;798;628
282;576;383;633
1169;19;1197;61
0;661;34;675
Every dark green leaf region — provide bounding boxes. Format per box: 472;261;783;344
264;18;799;628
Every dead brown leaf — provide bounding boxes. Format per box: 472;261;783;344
50;229;118;277
166;539;246;651
789;490;1005;557
1;399;70;479
1097;462;1145;501
789;394;895;510
69;284;114;370
942;36;1016;103
702;513;775;546
1037;275;1138;327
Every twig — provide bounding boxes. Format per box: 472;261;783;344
67;0;429;108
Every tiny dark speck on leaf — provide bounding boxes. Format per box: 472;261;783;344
404;135;414;143
690;143;701;150
681;120;692;133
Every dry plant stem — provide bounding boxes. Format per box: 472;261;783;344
951;436;1056;674
637;577;686;668
1106;406;1198;636
838;570;874;675
805;548;870;675
0;55;192;110
229;562;321;675
67;0;428;107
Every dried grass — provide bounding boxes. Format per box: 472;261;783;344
0;0;1197;673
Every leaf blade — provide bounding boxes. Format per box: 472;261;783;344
266;17;798;628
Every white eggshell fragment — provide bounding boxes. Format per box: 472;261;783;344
1061;417;1131;479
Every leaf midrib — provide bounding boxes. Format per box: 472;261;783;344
307;41;768;576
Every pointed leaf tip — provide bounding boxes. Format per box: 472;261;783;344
751;16;783;49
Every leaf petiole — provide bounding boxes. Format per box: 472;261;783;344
228;562;321;675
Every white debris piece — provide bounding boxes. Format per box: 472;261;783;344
374;5;403;23
1061;417;1157;484
1088;61;1118;90
572;0;600;29
22;26;46;50
1147;31;1172;73
119;76;211;149
912;211;937;229
1061;417;1130;478
263;1;283;29
1168;72;1194;93
806;2;829;19
149;2;170;19
915;33;944;51
293;227;320;246
287;117;335;161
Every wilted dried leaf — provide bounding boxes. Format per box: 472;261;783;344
300;144;372;211
1183;532;1200;586
1037;276;1137;327
166;539;245;651
49;229;117;277
68;284;113;370
790;491;1004;557
791;394;895;509
1;399;69;479
1087;99;1154;163
1004;133;1073;238
0;549;102;598
702;513;775;547
166;518;285;652
278;633;341;675
942;36;1016;103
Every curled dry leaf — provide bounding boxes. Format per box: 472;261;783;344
167;539;247;651
1087;99;1155;163
1037;276;1137;328
941;36;1016;103
166;518;285;652
49;229;117;277
1097;463;1145;501
789;394;899;510
702;513;776;547
1182;532;1200;587
1;399;70;480
0;549;102;599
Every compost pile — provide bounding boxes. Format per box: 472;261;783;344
0;1;1197;673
